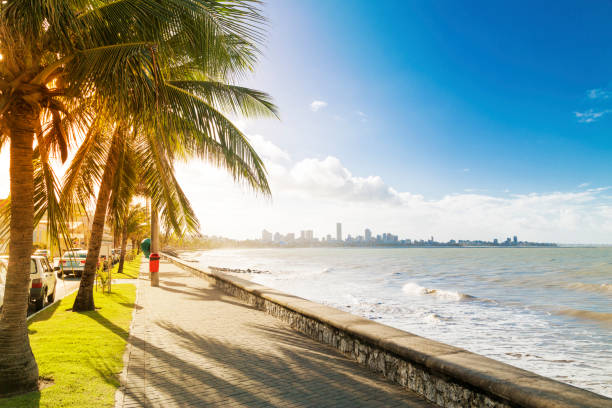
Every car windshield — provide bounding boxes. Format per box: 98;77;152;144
30;259;36;274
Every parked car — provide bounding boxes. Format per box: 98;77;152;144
34;249;50;259
0;255;57;311
30;255;57;310
59;250;88;278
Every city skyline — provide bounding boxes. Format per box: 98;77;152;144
258;222;553;247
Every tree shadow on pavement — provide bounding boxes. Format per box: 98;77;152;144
107;315;432;408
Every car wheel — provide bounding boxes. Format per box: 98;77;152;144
47;288;55;303
58;270;63;279
35;292;44;311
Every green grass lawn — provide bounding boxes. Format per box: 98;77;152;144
112;256;142;279
0;284;136;408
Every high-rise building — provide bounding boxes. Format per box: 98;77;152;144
273;232;281;242
513;235;518;244
261;229;272;242
336;222;342;242
365;228;372;241
305;230;314;241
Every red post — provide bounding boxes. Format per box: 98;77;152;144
149;253;160;286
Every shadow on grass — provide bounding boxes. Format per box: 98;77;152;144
84;353;121;388
28;300;62;323
0;385;42;408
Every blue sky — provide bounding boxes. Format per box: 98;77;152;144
245;0;612;196
0;1;608;241
170;1;612;243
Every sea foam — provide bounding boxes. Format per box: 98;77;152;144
402;282;474;301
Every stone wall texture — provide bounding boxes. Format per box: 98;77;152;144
162;254;611;408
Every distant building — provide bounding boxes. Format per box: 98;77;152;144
261;229;272;242
365;228;372;241
273;232;281;242
336;222;342;242
513;235;518;244
305;230;314;241
286;233;295;242
493;238;499;245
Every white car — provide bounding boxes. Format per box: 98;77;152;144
59;250;88;278
0;256;57;311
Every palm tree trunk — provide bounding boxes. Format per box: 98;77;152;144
0;111;40;396
117;221;128;275
150;206;159;253
72;130;121;311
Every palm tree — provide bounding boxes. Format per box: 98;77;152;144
115;205;147;275
0;0;273;395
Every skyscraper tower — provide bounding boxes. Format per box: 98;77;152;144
336;222;342;242
365;228;372;241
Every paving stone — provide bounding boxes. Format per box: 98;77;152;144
115;260;433;407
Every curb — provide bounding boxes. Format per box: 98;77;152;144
114;258;147;408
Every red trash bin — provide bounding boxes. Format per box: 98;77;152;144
149;253;160;273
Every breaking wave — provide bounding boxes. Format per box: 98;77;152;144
401;282;475;301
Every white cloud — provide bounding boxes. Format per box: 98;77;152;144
285;156;401;203
587;88;610;99
174;135;612;244
310;100;328;112
578;182;590;188
462;168;470;172
248;134;290;162
574;109;611;123
355;111;367;122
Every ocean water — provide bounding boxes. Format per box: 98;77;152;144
187;247;612;397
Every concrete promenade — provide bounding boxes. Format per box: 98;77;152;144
116;259;433;408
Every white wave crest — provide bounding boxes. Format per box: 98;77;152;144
402;282;474;301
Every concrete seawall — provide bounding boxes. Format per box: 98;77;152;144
161;253;611;408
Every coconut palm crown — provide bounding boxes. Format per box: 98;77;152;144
0;0;276;396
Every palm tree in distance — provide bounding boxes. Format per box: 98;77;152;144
0;0;274;396
116;205;148;274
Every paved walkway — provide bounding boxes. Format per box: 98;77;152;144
116;259;434;408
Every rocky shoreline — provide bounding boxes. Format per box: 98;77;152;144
209;266;269;274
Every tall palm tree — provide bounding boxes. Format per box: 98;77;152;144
0;0;273;395
65;79;276;309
